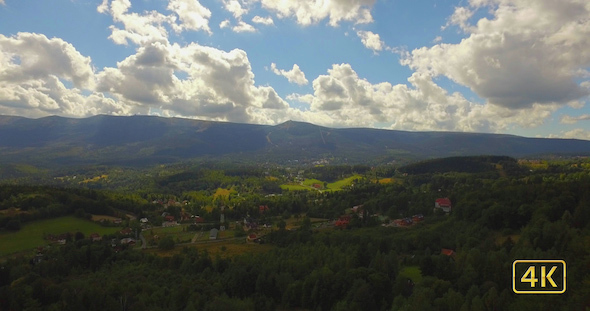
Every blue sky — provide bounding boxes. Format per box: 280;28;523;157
1;0;589;139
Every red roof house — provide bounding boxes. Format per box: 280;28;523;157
435;198;452;213
90;233;102;242
441;248;456;257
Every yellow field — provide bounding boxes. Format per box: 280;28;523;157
80;175;108;183
518;160;549;169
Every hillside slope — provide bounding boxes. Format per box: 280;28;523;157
1;115;589;166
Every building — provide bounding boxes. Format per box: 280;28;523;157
435;198;452;213
210;228;219;240
90;233;102;242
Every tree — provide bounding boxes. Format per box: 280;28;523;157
159;236;175;250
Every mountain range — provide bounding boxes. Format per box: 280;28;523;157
1;115;590;167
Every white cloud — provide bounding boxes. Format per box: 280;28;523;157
433;36;442;43
356;30;387;53
0;33;94;89
560;114;590;124
220;19;231;29
550;129;590;141
287;93;314;104
97;0;173;45
288;63;558;131
97;0;212;45
443;6;473;31
0;0;5;5
0;33;129;118
93;39;294;123
167;0;212;34
222;0;248;19
270;63;309;85
232;21;256;33
256;0;375;27
252;16;274;25
406;0;590;110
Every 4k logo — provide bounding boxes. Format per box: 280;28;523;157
513;260;566;294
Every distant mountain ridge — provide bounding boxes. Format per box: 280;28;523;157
1;115;589;166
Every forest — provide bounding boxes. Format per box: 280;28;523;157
0;156;589;310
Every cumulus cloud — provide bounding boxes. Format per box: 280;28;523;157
287;93;314;104
443;6;473;31
290;63;558;131
405;0;590;110
0;33;94;89
220;20;230;29
0;33;129;117
550;129;590;140
256;0;375;27
167;0;212;34
560;114;590;124
222;0;248;19
232;21;256;33
252;16;274;25
93;38;294;123
356;30;388;53
270;63;309;85
97;0;211;45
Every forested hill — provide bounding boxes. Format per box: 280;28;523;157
1;115;590;166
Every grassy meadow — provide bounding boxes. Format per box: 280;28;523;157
281;175;363;192
0;216;120;257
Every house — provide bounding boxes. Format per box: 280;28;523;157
120;227;133;236
140;218;149;224
180;212;190;222
335;215;351;229
210;228;219;240
90;233;102;242
412;214;424;222
194;216;204;223
113;218;122;224
312;183;322;189
351;205;364;218
165;215;175;222
441;248;456;258
120;238;136;246
259;205;269;213
246;233;257;243
393;218;413;227
435;198;452;213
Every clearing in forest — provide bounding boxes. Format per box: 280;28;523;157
0;216;120;257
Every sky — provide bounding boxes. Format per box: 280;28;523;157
0;0;589;140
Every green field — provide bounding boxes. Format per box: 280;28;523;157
399;266;423;283
326;174;362;190
280;184;311;191
302;178;324;187
0;216;121;257
144;225;196;243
